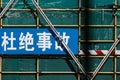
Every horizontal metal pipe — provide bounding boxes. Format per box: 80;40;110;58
80;40;114;43
1;71;116;74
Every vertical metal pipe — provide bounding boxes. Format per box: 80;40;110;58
37;57;39;80
78;0;81;80
114;0;117;80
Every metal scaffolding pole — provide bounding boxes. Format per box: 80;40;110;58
90;35;120;80
31;0;90;79
0;0;14;18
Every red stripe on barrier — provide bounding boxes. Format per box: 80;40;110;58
82;50;90;55
95;50;103;55
111;50;115;55
81;50;120;55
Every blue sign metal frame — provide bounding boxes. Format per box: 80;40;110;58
0;28;78;55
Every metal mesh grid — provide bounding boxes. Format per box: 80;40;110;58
0;0;120;80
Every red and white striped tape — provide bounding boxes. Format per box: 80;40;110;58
79;50;120;55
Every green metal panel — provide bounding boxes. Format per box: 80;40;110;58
40;74;77;80
40;58;77;72
80;58;113;72
81;75;113;80
2;74;36;80
81;0;114;8
81;28;113;40
39;11;78;25
94;75;113;80
116;58;120;72
3;11;36;25
40;0;78;8
2;0;34;9
116;75;120;80
117;11;120;25
80;43;113;50
2;58;36;71
81;11;113;25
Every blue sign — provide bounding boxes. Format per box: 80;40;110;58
0;28;78;55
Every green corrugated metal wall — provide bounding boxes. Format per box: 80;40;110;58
1;0;120;80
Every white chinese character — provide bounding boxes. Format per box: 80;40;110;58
55;32;70;51
19;32;34;51
1;32;16;51
37;32;52;51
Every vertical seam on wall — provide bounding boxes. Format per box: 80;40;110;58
114;0;117;80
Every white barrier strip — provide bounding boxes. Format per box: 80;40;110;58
79;50;120;55
89;50;98;55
